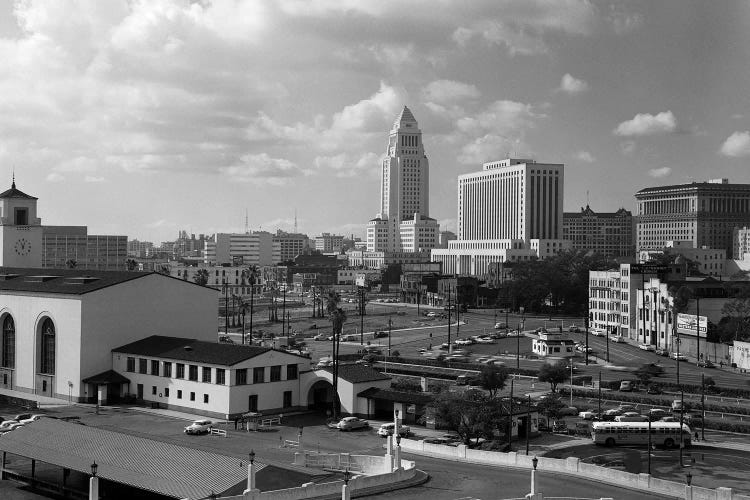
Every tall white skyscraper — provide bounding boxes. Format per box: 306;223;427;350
367;106;438;253
432;158;570;277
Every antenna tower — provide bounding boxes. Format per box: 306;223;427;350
294;209;298;233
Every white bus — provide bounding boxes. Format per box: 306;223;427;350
591;421;691;449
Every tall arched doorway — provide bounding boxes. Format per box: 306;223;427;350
307;380;335;414
0;314;15;389
36;317;56;397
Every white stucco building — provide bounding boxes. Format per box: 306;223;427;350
204;232;274;266
0;268;217;401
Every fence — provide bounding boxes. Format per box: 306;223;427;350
210;428;227;437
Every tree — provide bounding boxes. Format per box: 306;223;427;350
428;389;494;445
326;289;347;419
536;394;565;421
65;259;77;269
478;364;508;398
193;269;209;286
125;258;138;271
537;362;569;393
721;287;750;341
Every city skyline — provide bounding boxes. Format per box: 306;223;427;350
1;1;750;243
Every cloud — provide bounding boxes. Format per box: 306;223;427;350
574;151;595;163
219;153;312;185
559;74;589;94
84;175;106;183
620;141;636;155
648;167;672;178
314;152;380;178
45;173;65;183
422;80;481;103
719;131;750;157
614;111;677;137
606;5;644;35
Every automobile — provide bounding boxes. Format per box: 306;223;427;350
0;420;19;430
476;357;490;363
671;400;687;412
377;422;411;437
559;406;579;416
641;362;665;377
337;417;369;431
621;411;642;418
360;346;382;355
590;329;605;337
184;419;213;435
476;337;495;344
569;325;583;333
617;405;637;412
0;422;24;432
578;410;599;420
219;336;234;344
659;416;678;422
417;347;428;353
313;333;328;341
603;409;623;417
638;344;656;351
612;336;626;344
535;327;548;333
374;331;389;338
446;355;470;363
655;348;669;357
619;380;634;392
341;334;358;342
647;385;663;395
552;420;568;433
13;413;32;422
439;342;450;350
454;338;474;346
486;359;506;366
615;414;649;422
316;358;333;368
489;332;507;339
576;344;593;353
671;353;688;361
697;359;715;368
18;415;46;424
494;322;507;329
648;408;668;419
506;330;522;337
426;312;436;317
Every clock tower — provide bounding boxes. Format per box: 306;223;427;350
0;178;43;267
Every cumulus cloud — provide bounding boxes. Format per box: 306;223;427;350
614;111;677;137
575;151;595;163
559;74;589;94
606;5;644;35
45;173;65;183
84;176;106;183
620;141;636;155
422;80;481;103
719;131;750;157
314;152;380;178
648;167;672;178
219;153;312;185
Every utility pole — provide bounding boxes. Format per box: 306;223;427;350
648;416;652;475
701;372;706;441
223;281;229;337
508;378;514;451
455;285;460;338
569;361;574;408
282;288;287;336
526;395;531;456
679;388;685;467
359;287;365;345
585;316;589;365
696;297;701;363
388;317;393;357
598;371;602;418
447;287;452;354
249;283;254;344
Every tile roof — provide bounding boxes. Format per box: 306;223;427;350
81;370;130;385
112;335;272;366
0;182;37;199
0;418;264;499
321;364;391;384
0;267;155;295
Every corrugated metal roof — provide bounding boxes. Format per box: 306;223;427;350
0;418;262;499
112;335;272;366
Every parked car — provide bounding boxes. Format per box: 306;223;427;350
671;353;688;361
578;410;599;420
612;336;626;343
184;419;213;435
615;414;649;422
552;420;568;433
313;333;328;341
647;385;663;395
0;420;19;431
697;359;715;368
377;422;411;437
617;405;637;412
590;329;605;337
18;415;45;424
638;344;656;351
569;325;583;333
13;413;32;422
559;406;578;416
655;348;669;357
219;336;234;344
476;337;495;344
648;408;668;420
494;322;507;329
374;331;389;338
619;380;634;392
337;417;369;431
454;338;474;346
671;400;689;412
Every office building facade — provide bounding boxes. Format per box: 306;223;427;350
563;206;634;258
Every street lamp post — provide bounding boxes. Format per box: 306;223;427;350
222;281;229;337
387;317;393;357
648;416;652;475
701;372;706;441
508;378;514;451
447;287;452;354
282;288;287;336
526;395;531;456
679;388;685;467
89;462;99;500
241;308;246;345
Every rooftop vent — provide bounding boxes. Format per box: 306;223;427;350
0;274;20;281
183;346;193;351
24;275;60;283
63;276;100;285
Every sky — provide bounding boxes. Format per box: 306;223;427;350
1;0;750;244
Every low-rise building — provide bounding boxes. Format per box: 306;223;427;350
532;331;576;358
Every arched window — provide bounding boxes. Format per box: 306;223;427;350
1;315;14;368
40;318;55;375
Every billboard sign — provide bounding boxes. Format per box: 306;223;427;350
677;313;707;337
630;264;669;275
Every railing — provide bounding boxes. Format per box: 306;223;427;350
210;428;227;437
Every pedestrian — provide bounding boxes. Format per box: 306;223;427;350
694;431;699;442
234;417;238;430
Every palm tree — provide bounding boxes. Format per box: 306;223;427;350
193;269;210;286
326;289;347;419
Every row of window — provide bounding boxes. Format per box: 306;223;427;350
126;357;298;385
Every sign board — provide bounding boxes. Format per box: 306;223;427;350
630;264;669;275
677;313;707;337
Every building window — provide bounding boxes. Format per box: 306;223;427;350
177;390;182;399
165;388;169;397
216;369;226;385
152;386;157;395
126;357;135;372
151;360;160;376
203;394;209;404
270;365;281;382
163;362;172;377
138;358;147;374
202;367;211;383
40;318;56;375
190;392;195;401
236;369;247;385
2;315;15;369
253;367;265;384
176;363;185;379
286;364;298;380
188;365;198;381
283;391;292;408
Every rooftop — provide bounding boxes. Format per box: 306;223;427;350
320;363;391;384
0;267;153;295
112;335;275;366
0;180;37;200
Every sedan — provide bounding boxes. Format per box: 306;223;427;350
671;353;688;361
0;420;19;430
475;337;495;344
697;359;715;368
578;411;599;420
337;417;369;431
612;336;626;344
454;338;474;346
184;419;213;435
638;344;656;351
655;348;669;357
494;323;507;329
377;422;410;437
18;415;46;425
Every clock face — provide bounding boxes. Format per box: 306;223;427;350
14;238;31;256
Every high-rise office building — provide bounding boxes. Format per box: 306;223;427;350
314;233;344;253
563;205;634;258
42;226;128;270
204;232;273;266
635;179;750;258
366;106;439;254
432;158;570;277
272;230;309;264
